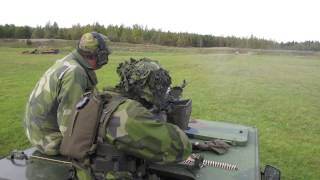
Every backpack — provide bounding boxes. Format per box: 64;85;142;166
59;91;126;160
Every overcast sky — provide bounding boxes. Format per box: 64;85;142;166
1;0;319;42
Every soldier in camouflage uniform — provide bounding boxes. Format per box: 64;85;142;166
84;58;192;179
23;32;111;155
105;58;191;163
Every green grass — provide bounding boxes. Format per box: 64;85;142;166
0;44;320;179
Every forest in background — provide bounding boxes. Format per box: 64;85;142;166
1;22;320;51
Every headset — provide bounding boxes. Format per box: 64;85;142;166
91;32;110;68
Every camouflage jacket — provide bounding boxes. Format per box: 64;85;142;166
103;92;192;163
24;50;97;155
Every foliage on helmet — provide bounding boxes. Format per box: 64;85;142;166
116;58;171;107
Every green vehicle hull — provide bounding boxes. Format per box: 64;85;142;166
0;119;269;180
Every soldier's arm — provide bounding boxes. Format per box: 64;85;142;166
109;100;192;163
56;68;89;135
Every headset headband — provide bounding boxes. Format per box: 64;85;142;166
91;32;106;51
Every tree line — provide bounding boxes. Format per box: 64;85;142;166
1;22;320;51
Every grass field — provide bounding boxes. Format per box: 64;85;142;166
0;43;319;179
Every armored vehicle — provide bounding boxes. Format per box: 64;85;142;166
0;119;280;180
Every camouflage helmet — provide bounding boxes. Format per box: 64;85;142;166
116;58;171;109
78;32;111;68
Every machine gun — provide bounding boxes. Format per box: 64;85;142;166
148;153;238;180
161;80;192;130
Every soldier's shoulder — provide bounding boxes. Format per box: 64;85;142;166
119;99;153;118
65;64;86;76
53;55;86;78
124;99;143;108
61;60;87;78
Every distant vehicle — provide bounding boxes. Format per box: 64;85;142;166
0;119;280;180
22;48;59;54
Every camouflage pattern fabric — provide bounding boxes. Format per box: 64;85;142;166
104;92;192;163
24;50;97;155
116;58;171;109
78;32;110;55
74;94;192;179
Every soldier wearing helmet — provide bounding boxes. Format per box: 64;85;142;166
116;58;172;111
23;32;111;155
73;58;192;179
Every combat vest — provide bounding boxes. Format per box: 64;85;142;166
59;91;139;178
60;90;196;179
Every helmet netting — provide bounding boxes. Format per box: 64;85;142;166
116;58;171;108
